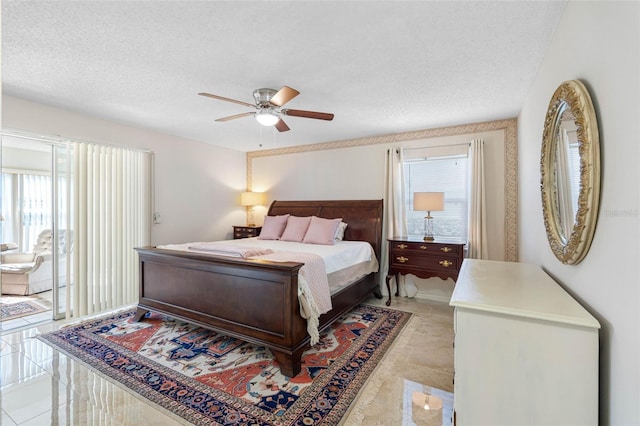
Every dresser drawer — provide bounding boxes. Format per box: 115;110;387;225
391;240;463;256
233;226;262;239
390;252;461;271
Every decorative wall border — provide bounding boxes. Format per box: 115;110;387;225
247;118;518;262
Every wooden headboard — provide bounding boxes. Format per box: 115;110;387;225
267;199;384;261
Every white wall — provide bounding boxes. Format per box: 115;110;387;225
518;2;639;424
251;125;511;301
2;95;247;245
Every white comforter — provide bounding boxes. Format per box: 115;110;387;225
160;238;375;274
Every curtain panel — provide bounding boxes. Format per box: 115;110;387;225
468;139;488;259
383;147;411;296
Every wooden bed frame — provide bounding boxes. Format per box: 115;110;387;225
133;199;383;377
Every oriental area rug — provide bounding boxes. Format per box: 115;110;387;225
39;304;411;425
1;296;50;321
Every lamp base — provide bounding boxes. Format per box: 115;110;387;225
423;213;435;242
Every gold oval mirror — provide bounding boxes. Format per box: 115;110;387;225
541;80;600;264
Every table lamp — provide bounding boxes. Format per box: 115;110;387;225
413;192;444;241
240;192;266;226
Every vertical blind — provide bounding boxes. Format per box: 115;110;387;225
21;174;52;249
72;143;152;318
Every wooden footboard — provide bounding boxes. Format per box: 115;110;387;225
134;247;311;376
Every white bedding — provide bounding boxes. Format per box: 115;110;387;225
159;237;375;274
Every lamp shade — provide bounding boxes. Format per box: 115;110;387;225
413;192;444;212
240;191;265;207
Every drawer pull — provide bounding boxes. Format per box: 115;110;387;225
441;246;452;253
396;256;409;263
420;245;428;250
439;260;454;267
397;244;408;249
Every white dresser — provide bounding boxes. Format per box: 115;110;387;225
449;259;600;426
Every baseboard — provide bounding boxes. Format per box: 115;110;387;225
414;292;452;304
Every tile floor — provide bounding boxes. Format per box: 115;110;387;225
0;310;52;334
0;296;454;425
1;291;54;334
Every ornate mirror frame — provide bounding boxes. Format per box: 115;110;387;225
541;80;600;264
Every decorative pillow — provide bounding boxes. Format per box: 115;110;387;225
303;216;343;245
258;214;289;240
280;216;312;242
334;221;348;242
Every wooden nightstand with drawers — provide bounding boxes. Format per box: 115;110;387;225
233;225;262;239
386;237;465;306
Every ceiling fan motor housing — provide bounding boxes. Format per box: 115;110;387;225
253;88;278;106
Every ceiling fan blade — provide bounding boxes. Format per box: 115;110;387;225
198;92;255;108
215;112;255;122
275;119;290;132
282;109;334;121
269;86;300;107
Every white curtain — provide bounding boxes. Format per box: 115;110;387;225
21;174;52;250
556;129;575;239
468;139;488;259
71;143;152;318
383;148;413;296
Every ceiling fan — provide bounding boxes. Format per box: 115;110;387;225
198;86;334;132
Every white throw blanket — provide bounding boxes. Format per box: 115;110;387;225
187;242;273;258
251;251;332;346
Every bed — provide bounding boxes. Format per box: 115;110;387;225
133;199;383;377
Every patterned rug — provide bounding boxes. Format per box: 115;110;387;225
39;304;410;425
0;296;50;321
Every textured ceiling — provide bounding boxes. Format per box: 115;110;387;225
2;1;566;152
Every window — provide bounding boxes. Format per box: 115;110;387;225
1;172;70;251
404;154;468;241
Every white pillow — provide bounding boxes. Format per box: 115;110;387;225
334;221;348;242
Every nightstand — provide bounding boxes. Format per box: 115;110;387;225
385;237;464;306
233;225;262;239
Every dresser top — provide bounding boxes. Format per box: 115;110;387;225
450;259;600;329
389;236;465;244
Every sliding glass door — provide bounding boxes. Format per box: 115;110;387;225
52;143;73;319
0;134;72;320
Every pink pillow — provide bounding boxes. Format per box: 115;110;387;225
280;216;312;242
303;216;342;245
258;214;289;240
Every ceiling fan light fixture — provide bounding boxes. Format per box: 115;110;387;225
255;109;280;126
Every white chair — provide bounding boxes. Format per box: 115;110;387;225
0;230;70;295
